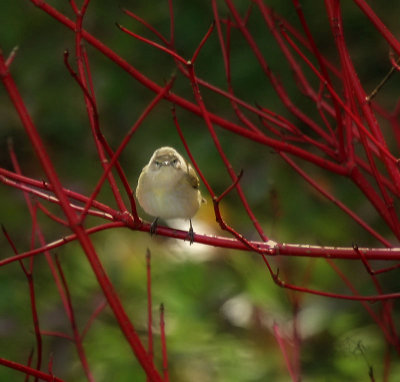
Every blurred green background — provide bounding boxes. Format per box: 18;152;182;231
1;0;400;381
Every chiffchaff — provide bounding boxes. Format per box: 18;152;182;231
136;146;204;242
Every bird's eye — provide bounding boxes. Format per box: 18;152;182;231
171;158;179;167
154;160;161;167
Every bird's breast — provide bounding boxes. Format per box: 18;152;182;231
137;168;201;219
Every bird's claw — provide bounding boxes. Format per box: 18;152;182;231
186;219;195;245
150;218;159;236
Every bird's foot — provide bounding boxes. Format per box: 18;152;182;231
186;219;195;245
150;217;159;236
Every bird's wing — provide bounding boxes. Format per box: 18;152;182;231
185;161;200;189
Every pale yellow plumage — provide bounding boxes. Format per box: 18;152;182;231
136;147;204;223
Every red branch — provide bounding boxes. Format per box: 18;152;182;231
0;358;64;382
160;304;169;382
0;52;162;381
146;249;153;382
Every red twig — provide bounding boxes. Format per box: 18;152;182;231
183;25;270;241
268;263;400;303
27;0;349;176
122;8;169;45
0;52;162;377
326;258;400;352
24;348;34;382
278;20;400;237
171;105;214;196
273;323;298;382
0;168;115;220
0;358;64;382
82;44;138;218
79;76;175;224
68;1;128;216
63;50;127;218
352;244;400;352
146;249;153;382
5;45;19;67
116;23;186;65
81;299;108;340
389;50;400;71
48;353;54;381
325;1;400;236
215;169;244;203
7;137;101;374
1;209;399;270
260;1;338;142
54;254;95;382
160;304;169;382
2;226;43;382
190;21;215;64
225;0;334;144
290;0;342;151
279;21;398;168
353;243;400;280
352;0;400;57
2;168;400;269
211;3;273;138
279;153;391;247
41;331;74;341
36;202;69;226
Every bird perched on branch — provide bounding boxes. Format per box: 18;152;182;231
136;146;204;243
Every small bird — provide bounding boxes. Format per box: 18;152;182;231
136;146;204;243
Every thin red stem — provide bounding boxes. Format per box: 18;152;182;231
79;77;175;223
172;106;215;197
325;1;400;235
24;349;34;382
186;61;269;241
70;1;127;215
54;254;95;382
5;46;19;67
279;23;398;167
280;153;391;247
63;50;127;216
326;258;400;352
352;0;400;57
0;61;161;374
122;8;169;45
28;0;349;175
0;358;64;382
160;304;169;382
290;0;342;150
190;21;215;64
0;173;114;222
116;23;186;65
273;323;298;382
81;299;108;340
2;215;42;382
41;331;74;341
215;170;244;203
37;202;69;226
146;249;154;381
225;0;334;145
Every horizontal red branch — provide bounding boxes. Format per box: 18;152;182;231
0;357;64;382
1;219;399;267
1;169;398;261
